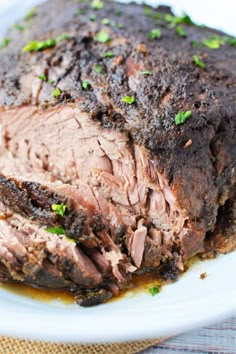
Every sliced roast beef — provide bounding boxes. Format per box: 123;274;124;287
0;0;235;305
0;202;102;289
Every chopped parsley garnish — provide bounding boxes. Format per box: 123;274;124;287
91;0;103;10
38;74;47;81
176;26;186;37
149;285;160;296
180;13;194;25
144;7;161;20
24;8;36;21
23;39;56;52
53;88;61;97
202;35;226;49
76;8;87;15
103;51;114;58
56;33;69;43
82;80;91;90
229;38;236;46
164;13;194;28
148;28;161;39
140;70;153;76
144;6;152;16
121;96;136;104
1;38;11;48
89;14;96;22
51;203;67;216
38;75;55;84
175;111;192;125
192;55;205;69
101;18;110;25
45;226;65;235
202;38;221;49
23;35;67;53
94;30;110;43
94;63;103;74
151;12;162;20
201;35;236;49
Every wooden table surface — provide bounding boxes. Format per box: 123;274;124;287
141;317;236;354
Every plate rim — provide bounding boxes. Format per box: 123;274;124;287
0;253;235;343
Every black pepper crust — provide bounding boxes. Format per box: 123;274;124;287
0;0;235;236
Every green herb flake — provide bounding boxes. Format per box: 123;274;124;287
202;38;221;49
148;28;161;40
144;6;152;16
149;285;160;296
176;26;186;37
164;13;194;28
48;79;56;84
121;96;136;105
229;38;236;46
103;51;114;58
1;38;11;48
89;14;96;22
53;88;61;97
91;0;103;10
117;22;123;29
140;70;153;76
144;6;161;20
76;8;87;15
101;18;110;25
94;30;110;43
38;74;47;81
181;13;194;25
51;203;67;216
56;33;69;43
175;111;192;125
164;14;178;27
94;63;103;74
23;39;56;52
24;8;36;21
151;12;162;20
82;80;91;90
45;226;65;235
202;35;226;49
192;54;205;69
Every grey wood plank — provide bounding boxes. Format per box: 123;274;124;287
139;317;236;354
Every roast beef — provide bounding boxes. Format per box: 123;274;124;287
0;0;235;305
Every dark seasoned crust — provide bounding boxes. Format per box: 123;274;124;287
203;194;236;257
74;287;113;307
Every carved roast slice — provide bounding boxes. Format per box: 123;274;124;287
0;0;235;305
0;149;190;295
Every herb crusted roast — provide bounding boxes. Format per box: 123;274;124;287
0;0;235;306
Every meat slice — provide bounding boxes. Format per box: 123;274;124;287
0;203;102;290
0;0;235;305
0;153;184;283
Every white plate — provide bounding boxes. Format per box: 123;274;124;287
0;0;235;344
0;253;235;342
